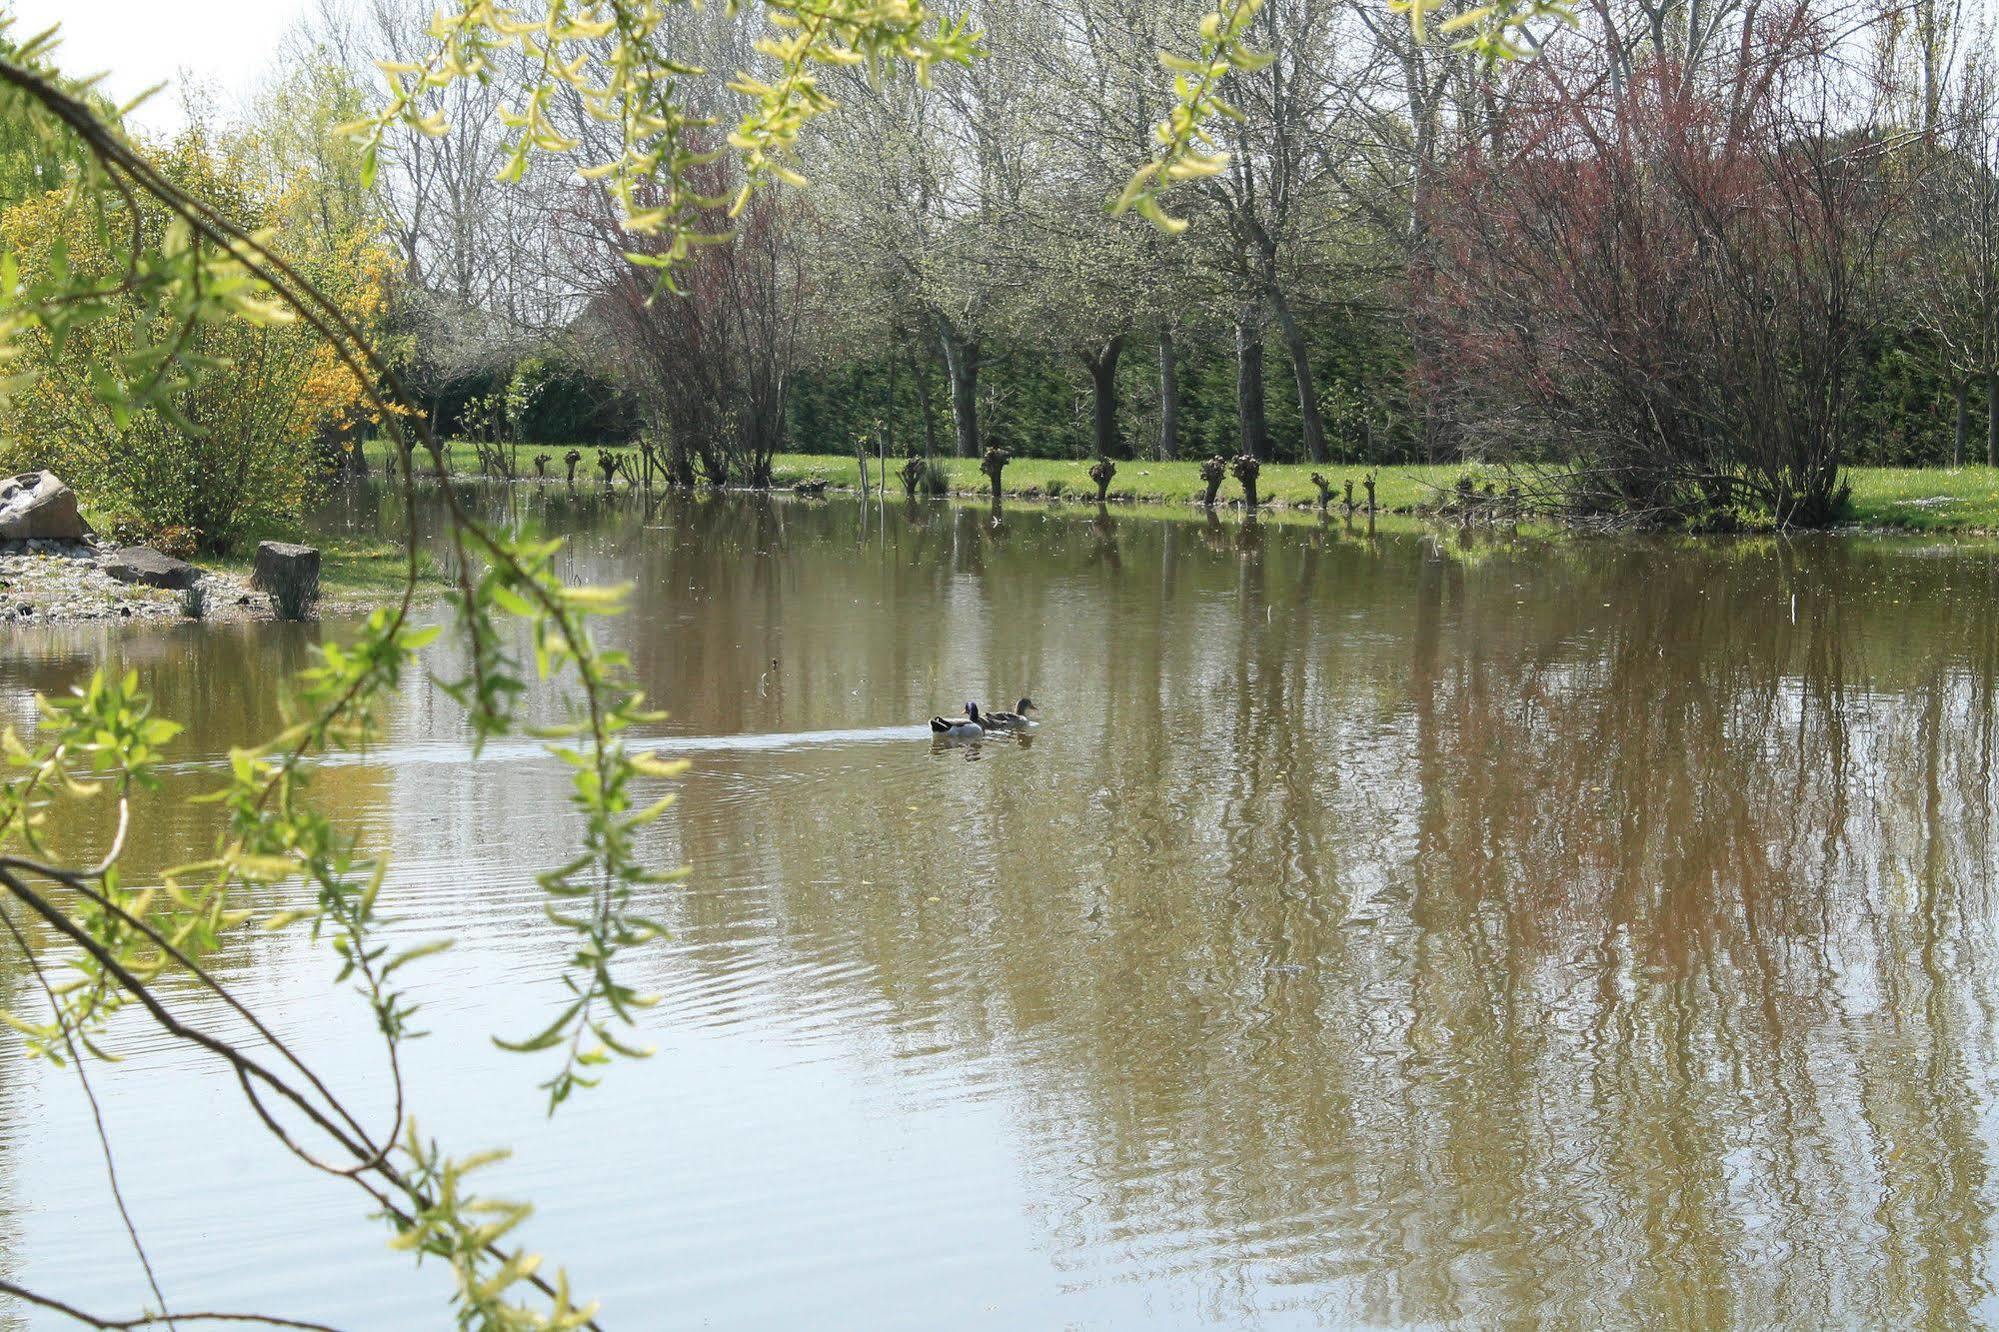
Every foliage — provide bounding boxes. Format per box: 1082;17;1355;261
348;0;979;292
587;173;807;488
787;307;1416;464
0;130;392;550
264;560;322;621
1431;42;1904;526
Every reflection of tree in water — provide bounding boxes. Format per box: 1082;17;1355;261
12;488;1999;1326
600;515;1999;1328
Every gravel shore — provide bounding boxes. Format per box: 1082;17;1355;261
0;541;263;624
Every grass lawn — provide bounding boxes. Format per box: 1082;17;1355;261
363;441;1469;511
360;441;1999;533
207;535;442;604
1840;467;1999;531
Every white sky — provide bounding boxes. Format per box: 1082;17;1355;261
9;0;315;131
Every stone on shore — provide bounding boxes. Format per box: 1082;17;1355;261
251;541;321;592
102;546;198;590
0;471;84;541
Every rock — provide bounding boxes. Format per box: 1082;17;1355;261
0;471;84;542
250;540;320;592
101;546;197;590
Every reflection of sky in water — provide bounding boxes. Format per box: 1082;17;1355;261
6;494;1999;1326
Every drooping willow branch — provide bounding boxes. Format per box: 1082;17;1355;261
0;50;676;1330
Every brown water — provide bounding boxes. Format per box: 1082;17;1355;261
6;490;1999;1328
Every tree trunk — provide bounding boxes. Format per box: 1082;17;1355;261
1235;301;1268;461
1157;327;1180;461
1955;377;1968;468
937;317;979;459
1083;334;1126;458
1271;289;1327;464
915;344;940;457
883;348;899;453
1989;361;1998;468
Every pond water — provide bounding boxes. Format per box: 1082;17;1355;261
6;489;1999;1328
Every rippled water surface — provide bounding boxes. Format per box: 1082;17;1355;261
7;489;1999;1328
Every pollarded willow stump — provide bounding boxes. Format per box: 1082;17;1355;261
901;456;925;499
1363;471;1377;515
565;449;582;485
1199;455;1228;508
1230;453;1262;509
252;541;321;621
1089;457;1117;504
981;447;1011;503
534;453;550;479
1310;471;1332;513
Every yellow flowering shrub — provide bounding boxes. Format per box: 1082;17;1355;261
0;131;390;552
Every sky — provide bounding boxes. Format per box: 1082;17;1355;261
9;0;316;131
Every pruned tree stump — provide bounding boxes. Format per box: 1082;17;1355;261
1089;457;1117;504
981;446;1011;502
1309;471;1332;513
1199;455;1227;508
1230;453;1261;509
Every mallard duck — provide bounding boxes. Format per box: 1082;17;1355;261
929;702;984;738
981;696;1039;729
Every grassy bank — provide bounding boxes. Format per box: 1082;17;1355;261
1839;467;1999;531
359;442;1999;532
207;535;442;606
362;441;1463;511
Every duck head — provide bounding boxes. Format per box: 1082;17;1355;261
1015;696;1039;718
965;701;983;724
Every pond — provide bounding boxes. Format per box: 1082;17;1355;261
5;489;1999;1328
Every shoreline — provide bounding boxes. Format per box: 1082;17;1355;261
1;535;435;627
0;541;262;626
363;444;1999;535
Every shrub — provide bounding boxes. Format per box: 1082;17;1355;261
0;132;390;552
266;562;320;621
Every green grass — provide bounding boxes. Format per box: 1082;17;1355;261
769;453;1460;510
360;441;1999;533
362;440;1458;511
1840;466;1999;531
207;536;443;605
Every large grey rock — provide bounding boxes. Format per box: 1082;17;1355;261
0;471;84;542
250;540;320;592
101;546;197;590
252;540;320;620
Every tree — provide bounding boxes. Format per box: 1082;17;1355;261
1432;16;1906;525
1910;45;1999;466
0;0;1566;1323
0;129;391;551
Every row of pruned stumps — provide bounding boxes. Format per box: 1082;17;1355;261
956;449;1382;514
1428;473;1525;525
1307;471;1378;516
527;449;639;486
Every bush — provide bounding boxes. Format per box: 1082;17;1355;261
265;562;320;621
0;132;390;552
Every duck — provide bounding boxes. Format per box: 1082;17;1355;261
981;696;1040;729
929;702;985;738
